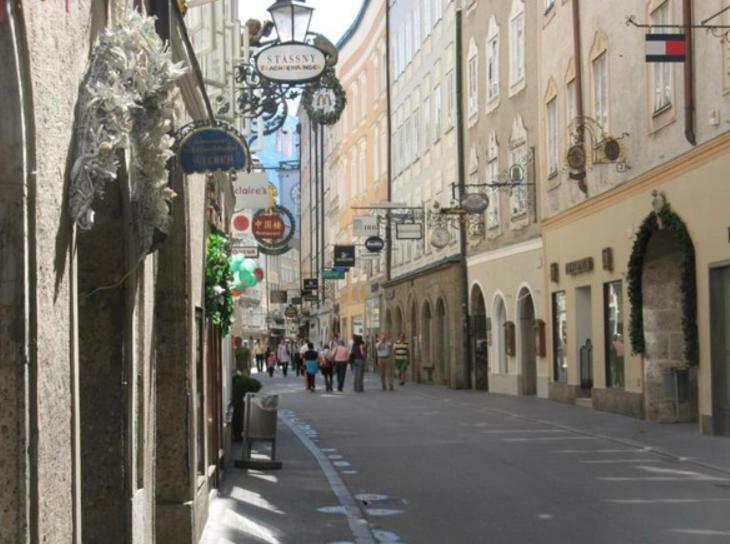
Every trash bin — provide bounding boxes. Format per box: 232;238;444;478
237;393;283;470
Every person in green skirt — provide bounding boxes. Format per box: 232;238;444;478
393;333;410;386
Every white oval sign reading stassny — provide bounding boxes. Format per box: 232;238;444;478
256;43;327;83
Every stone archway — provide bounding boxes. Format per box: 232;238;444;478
410;300;420;383
385;308;393;337
394;306;404;340
470;285;489;391
422;301;433;381
518;287;537;396
628;199;698;423
435;298;449;385
492;295;508;375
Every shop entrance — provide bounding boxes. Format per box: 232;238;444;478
575;286;593;393
435;299;449;385
518;288;537;396
710;265;730;435
470;286;489;391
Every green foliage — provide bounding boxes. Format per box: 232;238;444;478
627;204;698;365
205;232;234;336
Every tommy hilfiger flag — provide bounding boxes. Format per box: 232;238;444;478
645;34;687;62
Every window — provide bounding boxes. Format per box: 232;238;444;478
359;74;367;121
604;281;625;388
545;0;555;12
350;150;357;196
446;69;456;127
509;146;528;217
552;291;568;383
487;35;500;102
373;129;380;180
434;0;442;23
468;52;479;117
593;52;609;129
380;47;387;93
404;114;411;164
413;106;421;157
486;159;500;229
414;5;422;52
351;83;359;125
566;79;577;131
380;119;388;175
651;2;672;112
423;94;431;149
433;83;442;142
405;17;413;64
359;141;367;193
546;97;558;176
423;0;432;36
510;11;525;85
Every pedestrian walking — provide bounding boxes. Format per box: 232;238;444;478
319;344;334;392
303;342;319;392
253;339;265;373
376;334;395;391
266;348;277;378
332;340;350;392
233;337;251;376
394;333;410;386
351;335;366;393
277;341;291;377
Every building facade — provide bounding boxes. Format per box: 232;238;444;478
386;0;466;387
538;0;730;435
0;2;235;542
461;0;547;397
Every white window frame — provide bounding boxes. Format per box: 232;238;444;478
486;18;500;105
467;42;479;117
546;97;559;176
651;2;673;113
593;52;609;130
509;145;528;217
509;7;525;87
433;82;442;143
486;159;500;230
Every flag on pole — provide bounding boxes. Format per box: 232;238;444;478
645;34;686;62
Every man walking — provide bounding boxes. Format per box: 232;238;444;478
332;340;350;392
376;334;394;391
233;337;251;376
253;339;265;373
351;335;367;393
394;333;410;386
277;341;291;377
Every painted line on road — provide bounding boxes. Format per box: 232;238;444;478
279;412;377;544
580;458;662;464
503;436;597;442
607;498;730;504
552;448;651;454
479;429;569;434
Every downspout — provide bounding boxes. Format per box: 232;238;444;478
385;0;392;283
455;9;472;390
683;0;696;146
572;0;587;195
313;124;320;307
319;124;326;306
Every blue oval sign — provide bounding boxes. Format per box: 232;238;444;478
365;236;385;253
179;127;248;174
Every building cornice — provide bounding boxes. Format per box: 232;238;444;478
466;237;543;268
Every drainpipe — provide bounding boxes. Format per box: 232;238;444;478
455;9;472;390
683;0;696;146
572;0;587;195
385;0;392;283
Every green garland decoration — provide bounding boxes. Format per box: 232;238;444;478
205;231;234;336
302;68;347;126
627;203;698;365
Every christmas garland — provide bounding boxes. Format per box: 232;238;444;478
301;68;347;126
627;204;698;365
205;232;234;336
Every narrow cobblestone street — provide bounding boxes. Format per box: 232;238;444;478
202;371;730;543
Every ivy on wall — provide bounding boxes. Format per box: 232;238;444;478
627;203;698;366
205;232;234;336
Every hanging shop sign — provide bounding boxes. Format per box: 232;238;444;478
462;193;490;214
323;269;346;281
255;43;327;84
291;297;303;306
231;240;259;258
430;226;451;249
233;172;271;211
252;212;286;240
302;67;347;125
352;216;379;237
333;245;356;268
303;278;319;291
364;236;385;253
645;33;686;63
303;293;319;302
177;121;249;175
284;306;298;318
254;205;297;256
231;211;252;238
396;223;423;241
270;290;288;304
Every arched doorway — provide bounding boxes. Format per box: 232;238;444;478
410;301;420;383
435;298;449;385
641;229;697;422
471;285;489;390
493;296;508;375
394;306;404;340
384;308;393;337
518;287;537;395
422;301;433;382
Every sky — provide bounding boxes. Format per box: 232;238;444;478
238;0;364;45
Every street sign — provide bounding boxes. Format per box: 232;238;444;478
323;270;346;280
255;43;327;84
303;278;319;291
364;236;385;253
352;216;379;237
270;290;288;304
334;245;356;267
396;223;423;240
331;266;349;273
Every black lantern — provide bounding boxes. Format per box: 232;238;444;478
267;0;314;43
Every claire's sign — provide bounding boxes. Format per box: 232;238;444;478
255;43;327;84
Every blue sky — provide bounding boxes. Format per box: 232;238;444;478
238;0;363;45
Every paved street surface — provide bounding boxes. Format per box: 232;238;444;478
202;370;730;544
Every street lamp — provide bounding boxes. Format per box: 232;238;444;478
267;0;314;43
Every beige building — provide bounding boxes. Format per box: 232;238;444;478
538;0;730;435
462;0;546;397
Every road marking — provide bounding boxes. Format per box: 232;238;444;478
607;498;730;504
365;508;403;517
372;529;401;542
670;529;730;536
355;494;390;502
480;429;569;434
334;461;352;467
280;414;377;544
504;436;597;442
580;458;661;464
599;465;729;482
537;514;553;520
552;448;651;454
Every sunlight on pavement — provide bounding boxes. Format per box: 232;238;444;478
229;487;286;515
224;509;282;544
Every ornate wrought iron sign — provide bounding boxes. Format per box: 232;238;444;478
253;205;297;255
302;68;347;125
176;120;250;175
255;42;327;84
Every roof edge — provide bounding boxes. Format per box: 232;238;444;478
335;0;371;50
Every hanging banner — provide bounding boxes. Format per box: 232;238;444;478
233;172;271;211
177;122;249;174
255;43;327;84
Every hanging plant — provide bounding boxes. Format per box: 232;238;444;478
627;203;698;365
205;232;234;335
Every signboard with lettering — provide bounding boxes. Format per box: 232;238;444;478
178;124;248;174
233;172;271;211
333;245;356;268
396;223;423;241
323;270;346;281
352;216;379;237
270;290;288;304
565;257;594;276
252;213;286;241
365;236;385;253
255;43;327;84
303;278;319;291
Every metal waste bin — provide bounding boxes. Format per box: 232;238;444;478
239;393;282;469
